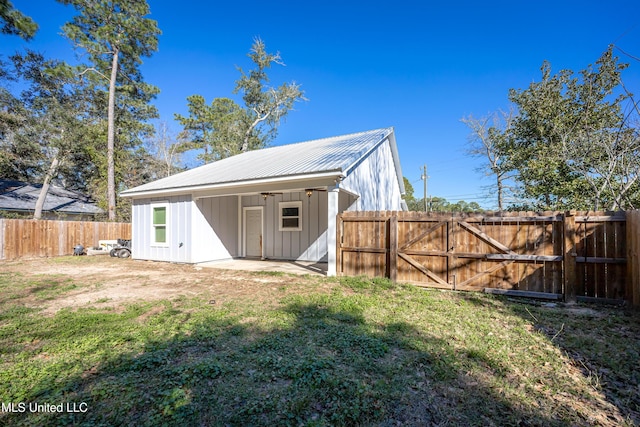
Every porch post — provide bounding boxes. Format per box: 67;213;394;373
327;186;340;276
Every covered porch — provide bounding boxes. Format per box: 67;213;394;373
191;177;358;276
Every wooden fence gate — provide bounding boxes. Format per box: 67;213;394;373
337;211;635;304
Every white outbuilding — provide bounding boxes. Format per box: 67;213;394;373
120;127;405;275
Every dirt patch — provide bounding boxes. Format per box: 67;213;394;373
2;256;335;315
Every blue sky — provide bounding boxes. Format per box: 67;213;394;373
4;1;640;209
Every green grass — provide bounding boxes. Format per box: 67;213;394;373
251;270;287;277
0;269;639;426
0;272;79;302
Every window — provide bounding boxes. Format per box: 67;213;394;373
279;201;302;231
152;203;168;244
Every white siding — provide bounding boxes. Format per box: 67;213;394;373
241;191;328;262
129;135;402;266
131;195;192;263
192;196;238;263
341;138;403;211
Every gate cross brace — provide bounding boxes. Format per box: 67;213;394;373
398;252;450;286
457;221;517;256
399;221;448;251
396;220;450;287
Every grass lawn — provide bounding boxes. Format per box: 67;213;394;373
0;257;639;426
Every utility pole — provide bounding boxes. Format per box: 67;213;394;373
420;164;429;212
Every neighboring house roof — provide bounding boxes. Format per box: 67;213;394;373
0;180;104;215
122;127;404;197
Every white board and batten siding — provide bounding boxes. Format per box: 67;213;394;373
239;191;354;262
341;137;404;211
132;195;240;264
131;195;192;263
124;128;405;269
132;188;359;265
192;195;239;263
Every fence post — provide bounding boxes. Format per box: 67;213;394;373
336;214;343;277
626;210;640;307
0;218;4;260
563;211;577;303
388;213;398;282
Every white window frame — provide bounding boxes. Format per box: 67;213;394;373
278;201;302;231
151;202;169;246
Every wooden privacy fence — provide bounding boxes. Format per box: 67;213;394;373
337;210;640;305
0;219;131;260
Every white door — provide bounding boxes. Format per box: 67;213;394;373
244;208;262;258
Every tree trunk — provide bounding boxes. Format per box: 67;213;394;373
107;47;119;221
34;155;60;220
496;176;503;212
241;126;253;152
242;113;270;152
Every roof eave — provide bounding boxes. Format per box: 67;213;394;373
120;170;346;199
388;130;406;195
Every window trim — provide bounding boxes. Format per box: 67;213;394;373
151;202;169;246
278;201;302;231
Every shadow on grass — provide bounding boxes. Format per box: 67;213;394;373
1;296;563;427
453;287;640;425
506;299;640;425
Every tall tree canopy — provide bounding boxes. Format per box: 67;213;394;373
0;0;37;40
0;51;108;219
508;47;636;210
59;0;160;220
465;47;639;211
176;38;306;163
11;51;91;219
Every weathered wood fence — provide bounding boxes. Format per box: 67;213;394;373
0;219;131;260
337;211;640;305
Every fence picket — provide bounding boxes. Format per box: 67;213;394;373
338;210;637;305
1;219;131;260
627;211;640;306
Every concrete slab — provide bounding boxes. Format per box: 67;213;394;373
196;259;327;276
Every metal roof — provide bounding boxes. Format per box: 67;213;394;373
122;127;398;196
0;180;104;215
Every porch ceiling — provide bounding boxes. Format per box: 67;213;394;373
191;175;339;199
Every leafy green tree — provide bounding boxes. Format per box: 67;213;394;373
12;52;75;219
405;195;484;213
174;95;247;163
0;56;36;179
402;177;415;202
59;0;160;220
508;64;586;209
0;0;37;40
176;38;306;163
174;95;215;162
507;47;635;210
448;200;483;213
235;38;306;152
7;51;106;219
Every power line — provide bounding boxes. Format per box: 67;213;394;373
612;22;639;45
614;44;640;62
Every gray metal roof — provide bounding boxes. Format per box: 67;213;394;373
0;180;104;215
122;127;398;196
